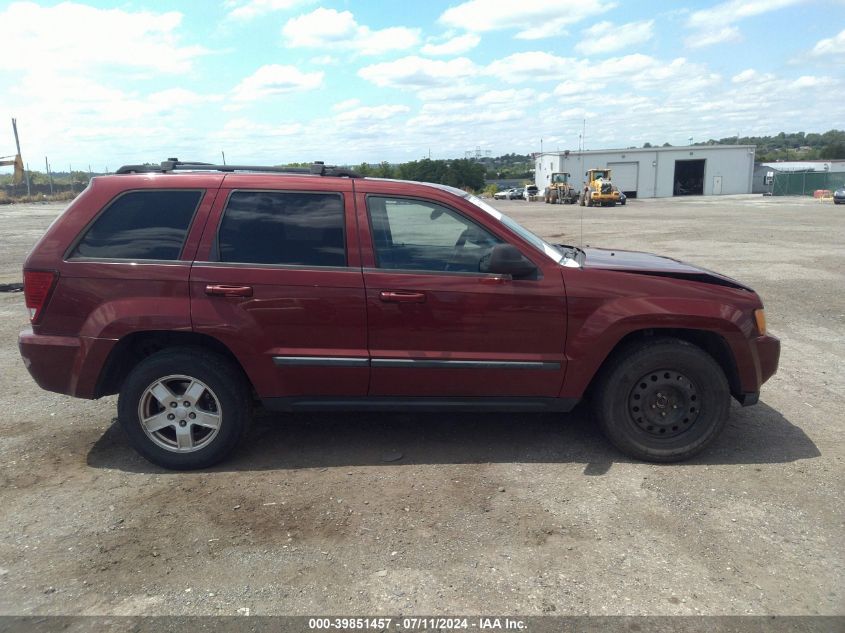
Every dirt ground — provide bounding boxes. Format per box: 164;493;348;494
0;194;842;616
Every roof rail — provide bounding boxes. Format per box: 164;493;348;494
115;159;361;178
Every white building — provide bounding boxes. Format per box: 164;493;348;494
535;145;756;198
761;160;845;173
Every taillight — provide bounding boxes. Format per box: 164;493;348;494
23;270;57;323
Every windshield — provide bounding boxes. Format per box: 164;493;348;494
465;194;565;264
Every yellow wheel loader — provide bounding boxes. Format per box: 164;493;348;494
544;172;579;204
579;168;621;207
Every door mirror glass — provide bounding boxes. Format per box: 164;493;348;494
482;244;537;279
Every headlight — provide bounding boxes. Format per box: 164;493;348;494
754;308;767;336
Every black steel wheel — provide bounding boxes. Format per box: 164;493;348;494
592;338;730;462
627;369;700;439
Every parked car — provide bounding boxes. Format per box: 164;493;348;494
509;187;524;200
19;159;779;469
834;185;845;204
493;188;514;200
523;185;539;200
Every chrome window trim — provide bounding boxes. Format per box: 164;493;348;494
362;267;506;279
194;261;356;272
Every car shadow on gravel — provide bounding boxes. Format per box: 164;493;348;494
86;400;819;474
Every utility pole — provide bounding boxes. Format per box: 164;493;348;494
221;151;226;165
11;118;31;196
45;156;53;195
582;119;586;152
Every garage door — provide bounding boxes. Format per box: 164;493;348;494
608;162;639;197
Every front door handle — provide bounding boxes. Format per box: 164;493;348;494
379;290;426;303
205;284;253;297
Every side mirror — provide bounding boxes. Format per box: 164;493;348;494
483;244;537;278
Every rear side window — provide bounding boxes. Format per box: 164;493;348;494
71;190;202;260
216;191;346;267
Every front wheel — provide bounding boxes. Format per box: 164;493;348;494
118;348;250;469
592;338;730;462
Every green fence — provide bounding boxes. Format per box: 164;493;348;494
772;171;844;196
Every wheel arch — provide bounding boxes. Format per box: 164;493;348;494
585;328;741;401
95;331;253;398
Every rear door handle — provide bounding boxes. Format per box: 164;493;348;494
379;290;426;303
205;284;253;297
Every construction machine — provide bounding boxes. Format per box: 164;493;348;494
544;172;579;204
579;168;621;207
0;153;24;185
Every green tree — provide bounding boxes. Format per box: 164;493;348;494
819;142;845;159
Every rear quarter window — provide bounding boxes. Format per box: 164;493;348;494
70;190;202;260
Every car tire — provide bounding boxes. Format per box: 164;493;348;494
118;347;251;470
592;338;730;462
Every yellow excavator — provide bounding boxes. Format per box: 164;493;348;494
0;153;24;185
579;168;621;207
544;172;579;204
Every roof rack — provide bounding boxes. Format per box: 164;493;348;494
115;159;361;178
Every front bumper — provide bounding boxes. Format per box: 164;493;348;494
18;328;115;399
755;334;780;386
736;334;780;406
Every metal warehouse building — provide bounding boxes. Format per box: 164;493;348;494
535;144;756;198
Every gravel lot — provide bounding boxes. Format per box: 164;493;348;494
0;194;842;616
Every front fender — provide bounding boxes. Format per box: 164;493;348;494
560;272;761;399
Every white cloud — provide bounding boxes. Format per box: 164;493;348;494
358;56;478;88
0;2;207;75
335;105;411;124
574;20;654;55
332;98;361;112
686;0;804;28
224;0;310;20
731;68;762;83
685;0;804;48
809;28;845;57
438;0;613;40
230;64;323;102
309;55;338;65
282;8;420;55
421;33;481;56
685;26;740;49
485;52;573;81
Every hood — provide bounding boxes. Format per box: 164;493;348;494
580;246;752;291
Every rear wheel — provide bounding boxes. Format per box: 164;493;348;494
118;348;251;469
592;338;730;462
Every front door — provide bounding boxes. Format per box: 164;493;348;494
359;192;567;398
190;179;368;400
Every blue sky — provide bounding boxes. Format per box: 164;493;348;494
0;0;843;171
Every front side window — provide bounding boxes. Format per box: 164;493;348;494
368;196;501;273
217;191;346;266
71;190;201;260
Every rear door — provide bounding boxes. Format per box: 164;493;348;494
356;183;567;398
190;175;368;401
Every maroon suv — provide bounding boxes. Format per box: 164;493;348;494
19;160;779;469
